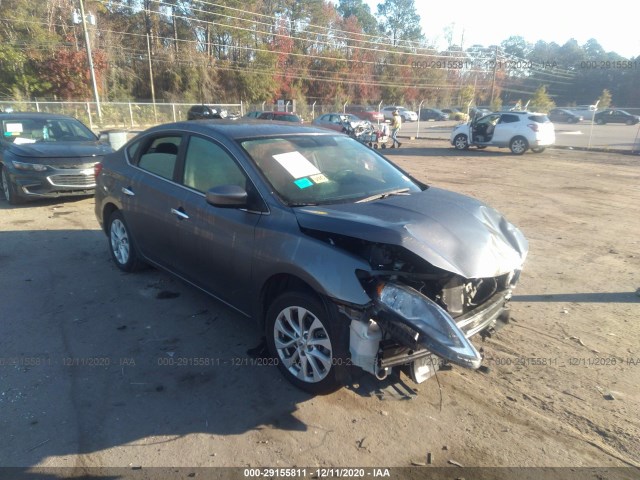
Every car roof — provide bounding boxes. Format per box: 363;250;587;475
145;120;332;140
0;112;79;121
268;111;300;115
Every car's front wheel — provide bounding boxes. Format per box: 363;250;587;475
626;119;634;125
509;136;529;155
266;291;349;394
453;134;469;150
107;210;144;272
2;166;24;205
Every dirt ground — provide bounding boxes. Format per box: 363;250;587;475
1;140;639;476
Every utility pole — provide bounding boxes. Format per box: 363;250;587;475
490;45;499;106
146;32;157;122
78;0;102;121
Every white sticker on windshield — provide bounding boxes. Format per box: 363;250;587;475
272;151;320;179
6;123;24;133
13;137;36;144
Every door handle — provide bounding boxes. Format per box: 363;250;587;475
171;208;189;220
121;187;135;196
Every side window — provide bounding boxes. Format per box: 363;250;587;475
182;136;247;193
137;136;181;180
500;114;519;124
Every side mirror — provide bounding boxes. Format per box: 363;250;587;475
206;185;248;208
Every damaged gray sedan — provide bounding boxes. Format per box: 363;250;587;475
95;121;527;394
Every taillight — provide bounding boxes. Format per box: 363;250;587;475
94;162;103;179
527;123;539;132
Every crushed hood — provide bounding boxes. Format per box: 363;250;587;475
294;187;528;279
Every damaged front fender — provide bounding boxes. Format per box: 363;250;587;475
374;281;482;369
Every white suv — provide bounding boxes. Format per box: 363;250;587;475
450;111;555;154
382;106;418;122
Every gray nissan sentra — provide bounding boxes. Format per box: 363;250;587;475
95;120;528;394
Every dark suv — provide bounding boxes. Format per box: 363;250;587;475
187;105;226;120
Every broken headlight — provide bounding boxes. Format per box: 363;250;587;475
375;282;482;369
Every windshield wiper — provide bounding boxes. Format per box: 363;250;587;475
356;188;411;203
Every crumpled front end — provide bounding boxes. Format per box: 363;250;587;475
296;189;527;383
347;242;522;381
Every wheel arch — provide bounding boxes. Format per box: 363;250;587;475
258;274;324;332
102;202;120;234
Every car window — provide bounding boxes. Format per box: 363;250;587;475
1;117;96;143
182;136;247;193
241;135;421;206
528;115;550;123
478;114;500;125
499;114;520;124
137;136;181;180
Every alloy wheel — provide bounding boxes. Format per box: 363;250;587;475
110;218;130;266
273;305;333;384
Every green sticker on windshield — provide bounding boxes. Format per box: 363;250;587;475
294;178;313;189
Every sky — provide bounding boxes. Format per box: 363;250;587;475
364;0;639;59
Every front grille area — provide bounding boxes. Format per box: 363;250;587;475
48;174;96;188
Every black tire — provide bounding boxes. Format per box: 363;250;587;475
626;119;633;125
107;210;144;272
266;291;350;395
2;166;24;205
596;118;605;125
509;136;529;155
453;134;469;150
531;147;545;153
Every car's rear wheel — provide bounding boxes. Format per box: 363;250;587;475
531;147;545;153
2;166;24;205
596;118;605;125
453;134;469;150
108;210;144;272
266;291;349;394
509;136;529;155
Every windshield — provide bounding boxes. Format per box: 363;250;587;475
241;134;422;206
1;117;97;144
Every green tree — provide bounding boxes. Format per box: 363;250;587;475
337;0;379;35
376;0;423;48
501;36;532;59
597;89;612;110
528;85;555;112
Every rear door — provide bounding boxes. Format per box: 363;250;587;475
122;133;186;270
492;113;520;145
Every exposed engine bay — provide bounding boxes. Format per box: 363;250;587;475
308;230;521;383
